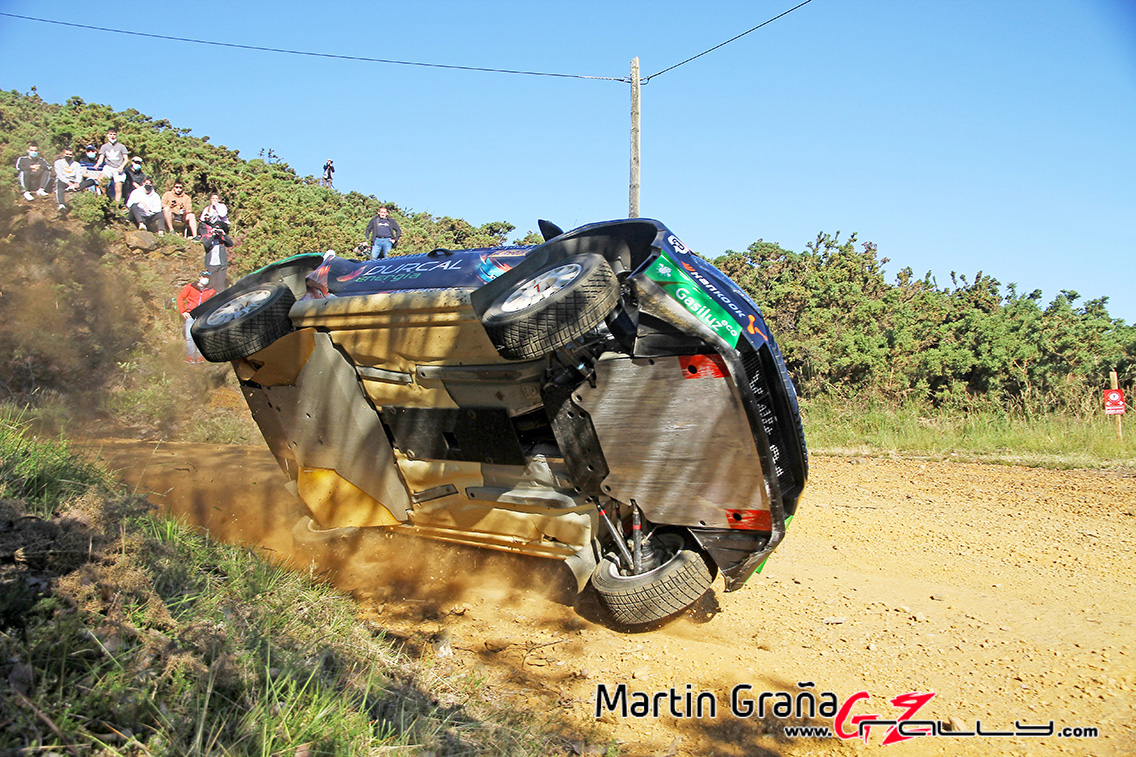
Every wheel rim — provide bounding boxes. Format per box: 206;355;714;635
204;288;274;326
499;263;582;313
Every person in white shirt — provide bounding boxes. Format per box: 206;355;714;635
52;148;97;210
200;193;228;226
94;129;130;203
127;177;168;234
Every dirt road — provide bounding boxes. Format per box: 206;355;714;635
88;439;1136;756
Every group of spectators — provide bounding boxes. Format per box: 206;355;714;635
19;137;414;362
16;128;242;364
16;128;236;290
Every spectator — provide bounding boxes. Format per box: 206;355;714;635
124;155;147;198
321;159;334;187
365;207;401;259
15;142;51;201
126;177;167;235
52;148;97;210
162;180;198;237
200;193;228;226
200;194;233;290
94;128;129;202
177;272;215;363
78;145;103;193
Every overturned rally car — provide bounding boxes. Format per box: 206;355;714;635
191;218;807;626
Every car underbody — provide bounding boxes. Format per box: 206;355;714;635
192;218;807;626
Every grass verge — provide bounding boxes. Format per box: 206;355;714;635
0;412;590;756
802;397;1136;469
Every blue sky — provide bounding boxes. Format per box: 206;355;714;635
2;0;1134;322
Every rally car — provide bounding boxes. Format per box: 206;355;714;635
191;218;807;626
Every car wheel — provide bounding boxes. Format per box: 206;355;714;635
480;253;618;360
590;531;717;626
191;282;295;362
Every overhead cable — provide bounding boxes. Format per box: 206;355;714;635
0;12;630;83
642;0;816;82
1;3;816;86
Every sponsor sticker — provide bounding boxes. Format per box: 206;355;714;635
645;251;743;347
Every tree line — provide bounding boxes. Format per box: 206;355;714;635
714;234;1134;414
2;89;1131;415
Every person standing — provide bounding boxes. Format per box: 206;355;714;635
94;128;129;202
52;148;96;209
15;142;51;201
200;194;233;290
177;272;216;363
126;177;167;234
321;159;334;188
365;207;401;259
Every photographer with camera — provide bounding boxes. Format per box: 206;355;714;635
199;193;233;290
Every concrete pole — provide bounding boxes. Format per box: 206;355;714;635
630;57;641;218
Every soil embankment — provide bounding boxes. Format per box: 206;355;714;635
88;439;1136;756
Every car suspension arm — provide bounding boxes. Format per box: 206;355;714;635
596;499;635;570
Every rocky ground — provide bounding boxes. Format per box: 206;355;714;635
88;439;1136;756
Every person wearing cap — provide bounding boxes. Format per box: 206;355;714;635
177;272;216;363
94;128;129;202
124;155;147;198
126;177;168;235
78;145;104;194
15;142;51;201
162;180;197;237
52;148;97;210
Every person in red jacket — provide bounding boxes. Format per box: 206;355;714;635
177;272;215;363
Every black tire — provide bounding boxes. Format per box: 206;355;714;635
191;282;295;362
590;531;717;626
481;253;618;360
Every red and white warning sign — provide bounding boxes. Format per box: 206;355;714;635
1104;389;1126;416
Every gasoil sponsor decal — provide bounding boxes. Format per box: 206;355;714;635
661;235;768;344
645;251;742;347
593;682;1100;744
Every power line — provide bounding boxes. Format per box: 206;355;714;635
0;4;816;87
0;12;630;83
643;0;816;82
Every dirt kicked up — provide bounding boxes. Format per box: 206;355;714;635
87;438;1136;757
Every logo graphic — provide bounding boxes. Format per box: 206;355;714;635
645;252;742;347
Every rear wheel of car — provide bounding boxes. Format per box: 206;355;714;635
481;253;618;360
191;282;295;362
590;531;717;626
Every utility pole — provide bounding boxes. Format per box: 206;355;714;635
629;57;641;218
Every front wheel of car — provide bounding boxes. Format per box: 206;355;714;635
590;531;717;626
480;253;618;360
191;282;296;362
